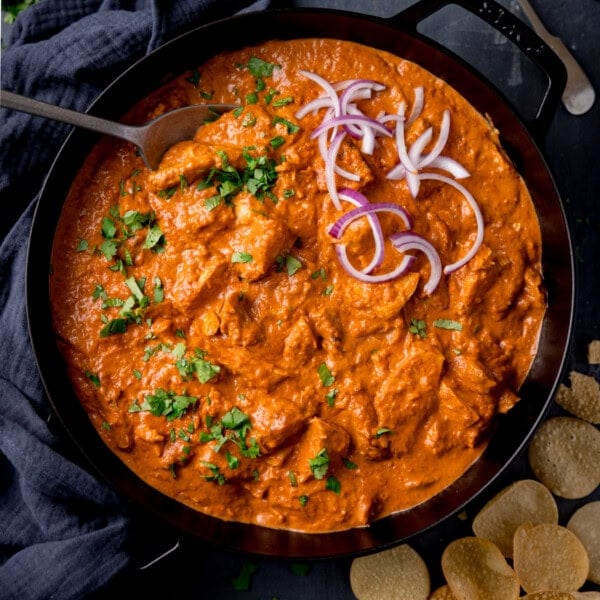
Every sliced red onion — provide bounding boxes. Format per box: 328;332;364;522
324;130;346;210
336;245;415;283
329;201;412;239
311;114;392;140
323;129;361;182
408;127;433;166
418;109;451;169
392;103;419;181
390;231;443;295
419;173;484;274
295;96;335;119
298;70;341;118
337;188;385;273
428;156;470;179
406;86;424;125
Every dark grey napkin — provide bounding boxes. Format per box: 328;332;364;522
0;1;268;597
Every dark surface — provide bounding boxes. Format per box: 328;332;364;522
98;1;600;597
6;0;600;597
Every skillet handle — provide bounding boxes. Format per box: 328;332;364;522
389;0;567;139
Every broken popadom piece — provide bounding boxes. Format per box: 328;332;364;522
349;544;430;600
441;537;520;600
555;372;600;424
527;416;600;499
471;479;559;557
568;502;600;585
513;523;589;594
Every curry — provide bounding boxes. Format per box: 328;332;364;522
49;39;545;532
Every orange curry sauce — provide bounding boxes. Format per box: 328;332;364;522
50;39;545;532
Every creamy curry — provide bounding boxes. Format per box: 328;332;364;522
50;39;545;532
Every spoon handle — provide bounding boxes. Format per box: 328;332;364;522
1;90;137;141
516;0;595;115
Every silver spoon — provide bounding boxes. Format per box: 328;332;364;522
515;0;595;116
0;90;236;169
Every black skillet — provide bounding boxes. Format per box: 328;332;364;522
26;0;574;559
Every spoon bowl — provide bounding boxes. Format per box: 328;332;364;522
1;90;236;169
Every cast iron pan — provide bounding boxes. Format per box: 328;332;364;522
26;0;574;559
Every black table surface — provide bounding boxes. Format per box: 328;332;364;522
7;1;600;598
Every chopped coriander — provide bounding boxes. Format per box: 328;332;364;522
133;369;142;380
269;135;286;149
285;255;302;276
326;475;341;494
175;329;186;338
101;421;111;431
343;457;358;470
272;115;300;134
133;388;198;421
99;239;119;261
255;78;266;92
157;186;177;200
84;370;101;388
288;470;298;487
408;318;427;339
143;224;165;251
433;318;463;331
318;362;335;387
232;251;253;263
204;196;222;211
201;461;225;485
375;427;393;438
179;174;188;191
299;494;309;506
232;105;244;118
246;92;258;105
175;348;221;383
200;90;213;100
186;69;201;87
99;318;128;337
226;451;240;469
272;96;294;107
309;448;329;480
245;56;280;78
325;388;338;407
264;88;279;104
311;268;327;281
322;284;334;296
242;113;257;127
283;188;295;198
76;239;89;252
153;277;164;303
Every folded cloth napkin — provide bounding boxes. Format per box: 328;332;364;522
0;1;268;597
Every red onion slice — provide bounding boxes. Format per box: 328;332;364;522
406;86;424;125
328;201;413;239
418;109;451;169
408;127;433;166
311;114;392;140
419;173;484;274
324;130;346;210
295;96;335;119
336;245;415;283
337;188;385;273
298;70;341;118
390;231;443;295
428;156;470;179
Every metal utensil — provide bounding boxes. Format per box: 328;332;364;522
516;0;595;115
0;90;236;169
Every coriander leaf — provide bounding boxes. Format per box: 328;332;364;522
298;495;309;506
99;318;128;337
246;57;280;78
232;251;253;263
318;362;335;387
309;448;329;480
143;224;165;251
285;255;302;276
326;475;341;494
433;319;463;331
84;370;101;388
272;115;300;134
375;427;393;438
408;318;427;339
